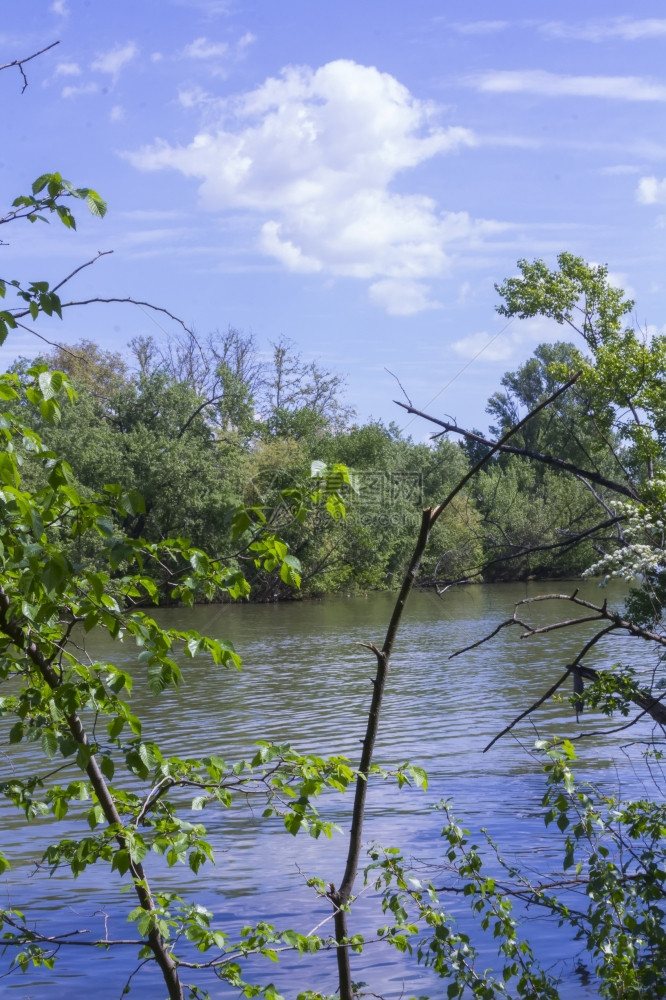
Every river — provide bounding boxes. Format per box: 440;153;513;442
1;581;661;998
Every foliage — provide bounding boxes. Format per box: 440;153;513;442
0;172;366;1000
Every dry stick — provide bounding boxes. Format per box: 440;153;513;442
0;41;59;92
329;371;582;1000
393;401;638;500
463;590;666;748
0;586;184;1000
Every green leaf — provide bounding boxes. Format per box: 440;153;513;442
41;731;58;760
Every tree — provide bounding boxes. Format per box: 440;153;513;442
372;255;666;999
0;156;359;997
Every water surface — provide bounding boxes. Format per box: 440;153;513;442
1;581;659;998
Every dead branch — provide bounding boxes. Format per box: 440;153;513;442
432;515;625;592
51;250;114;293
52;297;193;334
452;592;666;747
0;41;59;92
394;400;637;500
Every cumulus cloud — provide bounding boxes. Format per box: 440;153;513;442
50;0;68;14
469;70;666;102
127;59;489;313
91;42;138;78
452;318;563;363
368;279;441;316
636;176;666;204
62;82;98;99
55;62;80;76
183;37;229;59
542;17;666;41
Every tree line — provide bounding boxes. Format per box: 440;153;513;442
10;326;621;603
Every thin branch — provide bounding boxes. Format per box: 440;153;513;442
330;372;582;999
51;250;114;293
433;515;625;591
55;297;194;335
394;400;637;500
385;367;412;407
0;41;59;92
12;320;87;358
483;672;571;752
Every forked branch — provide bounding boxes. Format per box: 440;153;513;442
0;42;60;92
330;372;582;999
450;591;666;751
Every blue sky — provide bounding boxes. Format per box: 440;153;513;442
2;1;666;433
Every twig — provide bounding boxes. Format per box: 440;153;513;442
51;250;114;293
385;367;412;407
0;41;60;92
21;296;194;336
12;320;86;357
483;671;571;752
394;400;637;500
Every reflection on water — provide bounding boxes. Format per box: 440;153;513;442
1;581;660;998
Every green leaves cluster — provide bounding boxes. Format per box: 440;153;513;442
0;173;107;345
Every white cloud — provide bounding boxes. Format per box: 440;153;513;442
183;36;229;59
62;82;98;99
128;59;487;313
50;0;69;15
178;85;213;108
110;104;125;122
452;318;562;363
599;164;642;176
151;52;164;63
238;32;256;50
542;18;666;41
636;176;666;204
451;21;509;35
55;62;80;76
469;70;666;102
91;42;138;77
369;279;441;316
606;271;635;298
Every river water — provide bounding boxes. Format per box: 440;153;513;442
1;581;662;998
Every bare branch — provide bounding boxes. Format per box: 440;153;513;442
483;671;572;752
0;41;60;92
51;250;114;293
13;320;87;358
53;297;193;334
385;367;412;407
394;400;638;500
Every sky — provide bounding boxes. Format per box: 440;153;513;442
2;0;666;434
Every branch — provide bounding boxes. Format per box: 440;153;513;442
330;371;582;999
13;320;87;357
454;591;666;745
0;585;183;1000
51;250;114;293
0;42;59;93
394;401;638;500
56;297;194;335
432;515;625;591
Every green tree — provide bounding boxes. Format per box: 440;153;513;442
383;255;666;999
0;171;359;1000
